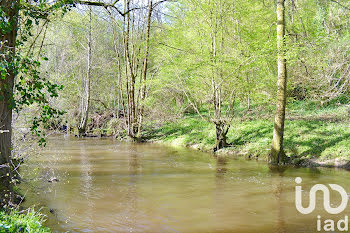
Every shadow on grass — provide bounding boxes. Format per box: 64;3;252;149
230;119;350;159
284;121;350;159
288;114;347;123
143;117;215;145
230;123;272;146
145;117;350;159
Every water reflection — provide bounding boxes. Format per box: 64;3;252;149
270;169;286;233
213;156;228;232
215;156;227;179
127;151;139;232
79;143;93;225
20;137;350;233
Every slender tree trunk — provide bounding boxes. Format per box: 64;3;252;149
0;0;19;206
246;74;251;110
124;0;138;140
79;7;92;137
116;48;126;123
123;6;130;137
110;13;123;120
270;0;287;164
117;51;123;119
137;0;153;139
247;95;251;110
124;0;132;138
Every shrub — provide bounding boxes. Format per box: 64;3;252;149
0;209;50;233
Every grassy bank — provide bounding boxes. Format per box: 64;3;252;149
0;209;50;233
145;101;350;167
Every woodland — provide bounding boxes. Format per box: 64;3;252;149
0;0;350;231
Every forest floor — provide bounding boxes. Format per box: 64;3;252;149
144;101;350;168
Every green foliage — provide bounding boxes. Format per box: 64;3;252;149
39;9;118;131
148;102;350;162
150;0;277;119
14;56;65;145
284;0;350;102
0;209;50;233
0;1;72;145
4;0;348;157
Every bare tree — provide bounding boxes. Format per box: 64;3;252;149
78;7;93;137
137;0;153;138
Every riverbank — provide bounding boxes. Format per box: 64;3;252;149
0;209;50;232
144;101;350;168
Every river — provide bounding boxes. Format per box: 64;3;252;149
21;136;350;233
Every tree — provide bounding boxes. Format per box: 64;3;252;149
270;0;287;164
123;0;138;140
110;0;162;140
137;0;153;138
0;0;66;206
285;0;350;104
154;0;261;151
0;0;19;205
78;7;92;137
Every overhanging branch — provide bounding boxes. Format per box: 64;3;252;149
329;0;350;11
74;0;176;16
74;0;124;15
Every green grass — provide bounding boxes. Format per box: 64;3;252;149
146;101;350;164
0;209;50;233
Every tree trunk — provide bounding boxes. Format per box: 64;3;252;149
246;73;251;110
124;0;137;140
137;0;153;139
214;121;228;152
117;51;124;119
270;0;287;164
78;7;92;137
0;0;19;206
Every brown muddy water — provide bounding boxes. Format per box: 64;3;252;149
21;137;350;233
